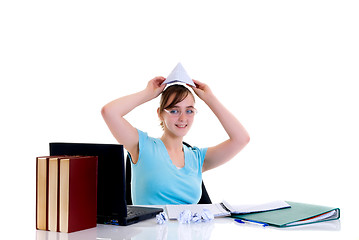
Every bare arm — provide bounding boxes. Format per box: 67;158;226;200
191;80;250;172
101;76;166;163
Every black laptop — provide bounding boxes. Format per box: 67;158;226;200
50;142;163;226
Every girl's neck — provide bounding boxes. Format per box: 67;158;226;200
160;132;183;152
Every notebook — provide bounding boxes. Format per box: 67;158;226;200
49;142;163;226
231;201;340;227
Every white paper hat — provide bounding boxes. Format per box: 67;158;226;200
162;63;195;87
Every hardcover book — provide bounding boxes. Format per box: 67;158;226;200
58;156;98;233
36;157;49;230
36;155;98;233
48;157;59;231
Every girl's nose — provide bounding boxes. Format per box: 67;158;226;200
178;112;186;121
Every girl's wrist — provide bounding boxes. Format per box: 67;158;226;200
140;89;155;102
200;91;216;104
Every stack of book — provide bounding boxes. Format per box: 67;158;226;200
36;156;98;233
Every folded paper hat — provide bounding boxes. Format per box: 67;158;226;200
162;63;196;87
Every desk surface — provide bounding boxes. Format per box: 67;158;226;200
35;215;345;240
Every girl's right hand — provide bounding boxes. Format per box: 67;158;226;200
145;76;167;99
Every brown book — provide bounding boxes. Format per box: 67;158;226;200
48;157;59;231
58;156;98;233
36;157;49;230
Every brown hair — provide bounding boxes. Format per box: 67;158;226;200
159;84;195;129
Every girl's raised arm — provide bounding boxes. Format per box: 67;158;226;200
101;76;166;163
191;79;250;172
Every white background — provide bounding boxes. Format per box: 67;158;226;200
1;0;358;239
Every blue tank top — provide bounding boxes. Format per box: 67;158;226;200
130;129;207;205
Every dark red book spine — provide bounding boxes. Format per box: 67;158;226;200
59;156;98;233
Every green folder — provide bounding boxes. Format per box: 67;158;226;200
231;201;340;227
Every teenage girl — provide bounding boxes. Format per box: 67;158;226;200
101;76;250;205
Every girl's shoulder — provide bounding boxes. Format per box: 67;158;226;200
137;129;162;146
183;142;208;160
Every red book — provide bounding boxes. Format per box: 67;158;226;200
58;156;98;233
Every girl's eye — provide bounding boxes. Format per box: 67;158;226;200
186;109;194;114
170;109;180;114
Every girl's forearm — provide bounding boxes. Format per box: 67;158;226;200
102;89;152;117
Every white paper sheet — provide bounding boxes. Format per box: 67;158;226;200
162;62;196;87
222;200;291;214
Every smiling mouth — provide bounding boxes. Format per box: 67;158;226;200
175;124;187;128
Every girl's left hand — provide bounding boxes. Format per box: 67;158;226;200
190;79;214;101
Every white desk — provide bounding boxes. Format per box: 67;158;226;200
35;216;344;240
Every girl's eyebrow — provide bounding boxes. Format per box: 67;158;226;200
172;105;195;108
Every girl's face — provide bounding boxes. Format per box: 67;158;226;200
159;94;196;138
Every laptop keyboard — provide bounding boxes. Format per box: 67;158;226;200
102;206;163;225
127;206;153;218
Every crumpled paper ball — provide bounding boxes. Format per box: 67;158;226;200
178;209;193;224
191;212;202;223
156;211;169;225
177;209;214;224
201;208;214;222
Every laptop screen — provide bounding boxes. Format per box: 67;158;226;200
50;142;127;221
